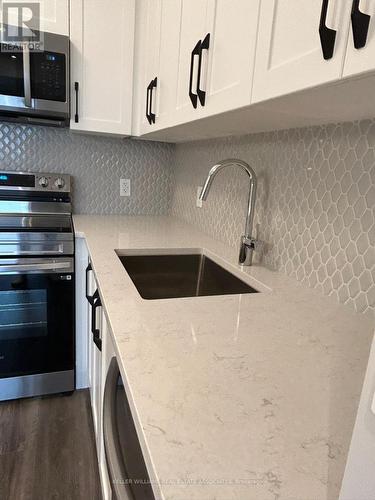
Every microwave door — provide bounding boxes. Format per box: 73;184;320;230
0;49;27;111
0;30;69;124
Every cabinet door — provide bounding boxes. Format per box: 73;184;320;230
40;0;69;35
252;0;352;104
199;0;260;118
86;263;96;401
91;329;101;441
173;0;213;124
86;264;102;444
150;0;182;131
141;0;260;132
343;0;375;77
137;0;182;134
70;0;135;135
75;238;90;390
91;294;103;450
2;0;69;35
139;0;162;132
99;315;115;500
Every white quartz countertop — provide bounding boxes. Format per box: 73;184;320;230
74;215;374;500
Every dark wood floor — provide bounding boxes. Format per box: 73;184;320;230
0;389;102;500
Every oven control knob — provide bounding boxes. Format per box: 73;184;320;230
39;176;49;188
54;177;65;189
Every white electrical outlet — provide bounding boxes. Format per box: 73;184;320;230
120;178;131;197
196;186;203;208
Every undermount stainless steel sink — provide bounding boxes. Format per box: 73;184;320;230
117;253;259;300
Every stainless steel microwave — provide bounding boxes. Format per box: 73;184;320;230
0;28;69;127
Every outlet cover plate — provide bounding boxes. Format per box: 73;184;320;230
120;178;131;197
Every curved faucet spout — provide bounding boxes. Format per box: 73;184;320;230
199;158;258;266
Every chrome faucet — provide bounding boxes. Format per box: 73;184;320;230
199;159;259;266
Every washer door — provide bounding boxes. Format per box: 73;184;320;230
103;356;155;500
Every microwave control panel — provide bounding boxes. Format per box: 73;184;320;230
31;51;66;103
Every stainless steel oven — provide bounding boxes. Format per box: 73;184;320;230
0;257;74;400
0;29;70;126
0;171;75;401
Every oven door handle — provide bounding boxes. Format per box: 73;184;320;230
0;261;72;273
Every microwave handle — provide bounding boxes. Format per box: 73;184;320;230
23;46;32;108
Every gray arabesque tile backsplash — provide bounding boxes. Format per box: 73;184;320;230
0;123;173;214
0;120;374;314
171;121;375;314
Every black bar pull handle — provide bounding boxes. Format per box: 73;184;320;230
91;291;102;351
319;0;337;60
91;289;100;336
93;334;102;352
149;77;157;124
189;40;201;108
351;0;371;49
146;83;152;125
74;82;79;123
197;33;210;107
85;262;94;305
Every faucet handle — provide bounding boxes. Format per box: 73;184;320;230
242;236;264;258
239;235;263;265
242;236;262;251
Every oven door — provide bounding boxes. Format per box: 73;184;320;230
0;257;74;393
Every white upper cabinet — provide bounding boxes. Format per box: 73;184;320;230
252;0;353;103
137;0;261;133
173;0;260;121
139;0;162;132
153;0;182;130
133;0;375;141
136;0;182;134
39;0;69;35
1;0;69;35
173;0;213;124
70;0;135;135
343;0;375;77
198;0;260;118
